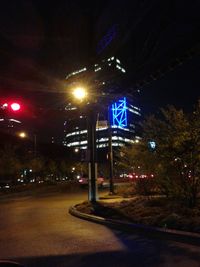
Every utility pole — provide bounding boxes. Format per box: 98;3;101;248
87;106;98;202
108;106;114;194
34;134;37;157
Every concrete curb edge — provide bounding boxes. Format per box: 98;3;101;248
69;204;200;246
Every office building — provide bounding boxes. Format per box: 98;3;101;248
63;57;141;151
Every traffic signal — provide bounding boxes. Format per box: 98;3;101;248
0;101;22;120
1;102;21;112
10;102;21;111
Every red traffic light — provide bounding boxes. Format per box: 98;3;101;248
10;103;21;111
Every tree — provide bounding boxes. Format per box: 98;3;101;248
46;160;58;180
0;144;22;183
59;160;70;178
29;157;45;181
118;102;200;207
117;142;158;195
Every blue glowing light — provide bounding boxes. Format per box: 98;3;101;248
148;140;156;152
111;97;127;128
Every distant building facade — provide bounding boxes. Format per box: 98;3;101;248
63;57;141;151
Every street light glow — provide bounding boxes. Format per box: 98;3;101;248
72;87;87;101
18;132;27;138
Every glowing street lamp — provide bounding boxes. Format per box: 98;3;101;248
72;87;87;101
74;148;79;153
71;85;98;202
18;132;27;138
17;132;37;156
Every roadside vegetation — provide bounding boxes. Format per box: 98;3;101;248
0;138;88;186
78;101;200;233
77;196;200;233
117;101;200;208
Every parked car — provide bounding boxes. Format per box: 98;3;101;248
78;177;105;187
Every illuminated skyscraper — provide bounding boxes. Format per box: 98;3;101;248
63;57;141;151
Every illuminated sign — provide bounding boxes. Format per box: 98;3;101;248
111;97;127;128
148;140;156;152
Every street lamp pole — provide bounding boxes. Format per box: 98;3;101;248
71;86;98;202
87;105;98;202
34;134;37;157
108;106;114;194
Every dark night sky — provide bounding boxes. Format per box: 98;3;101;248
0;0;199;142
141;55;200;115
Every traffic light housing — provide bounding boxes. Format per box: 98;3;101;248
1;102;21;113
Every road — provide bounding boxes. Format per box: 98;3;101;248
0;190;200;267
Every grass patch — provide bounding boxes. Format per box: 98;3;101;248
76;196;200;233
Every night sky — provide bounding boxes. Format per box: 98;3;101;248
141;55;200;115
0;0;199;142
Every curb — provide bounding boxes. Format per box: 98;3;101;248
69;204;200;246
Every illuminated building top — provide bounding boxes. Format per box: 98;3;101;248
65;57;126;81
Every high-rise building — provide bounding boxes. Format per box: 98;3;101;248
63;57;141;152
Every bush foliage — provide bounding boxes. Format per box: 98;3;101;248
118;102;200;207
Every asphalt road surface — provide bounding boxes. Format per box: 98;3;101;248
0;189;200;267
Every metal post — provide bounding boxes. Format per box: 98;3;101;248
108;106;114;194
87;107;98;202
34;134;37;157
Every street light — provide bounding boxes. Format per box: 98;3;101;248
17;131;37;157
18;131;27;138
71;85;98;202
72;87;88;102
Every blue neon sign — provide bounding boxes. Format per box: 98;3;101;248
111;97;127;128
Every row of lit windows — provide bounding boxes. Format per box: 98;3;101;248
64;142;125;149
94;67;102;72
111;125;135;132
65;67;87;79
66;129;87;137
127;107;141;116
95;63;126;73
94;57;126;73
65;124;136;138
130;104;141;111
107;56;115;61
64;143;125;149
116;64;126;73
66;57;125;78
65;106;77;111
66;135;136;147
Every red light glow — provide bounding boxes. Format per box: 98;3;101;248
11;103;21;111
